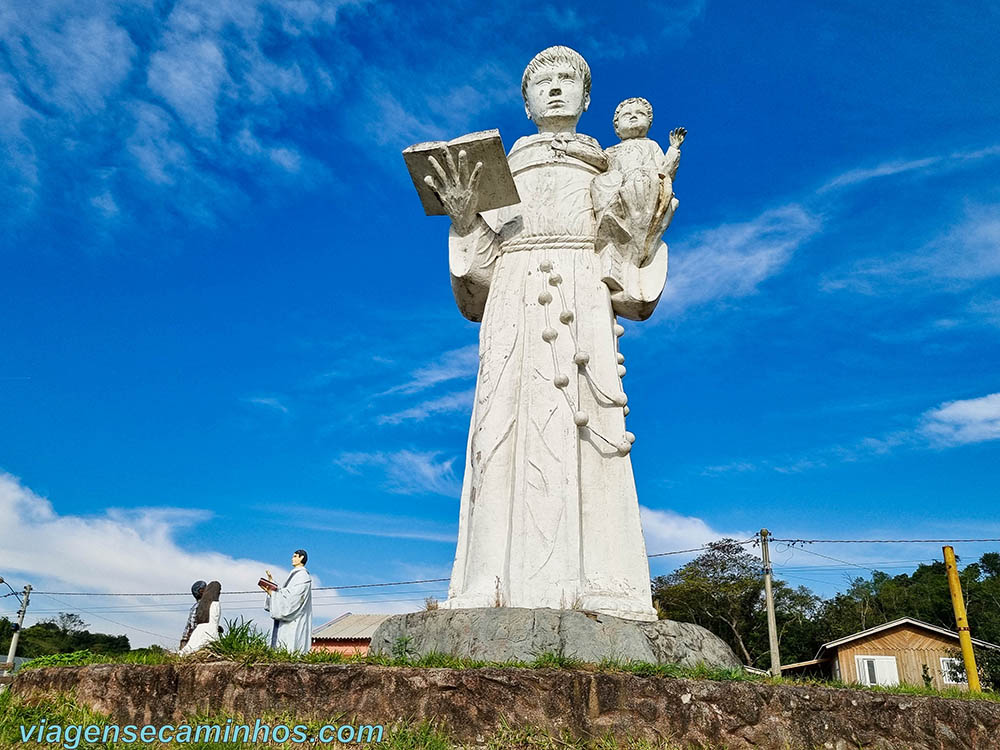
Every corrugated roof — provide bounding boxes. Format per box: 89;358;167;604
312;612;393;640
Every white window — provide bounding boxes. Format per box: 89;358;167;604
854;655;900;686
940;657;965;684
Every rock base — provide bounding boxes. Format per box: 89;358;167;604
369;607;742;668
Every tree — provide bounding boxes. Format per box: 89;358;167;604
0;612;129;657
652;540;821;667
51;613;87;633
813;553;1000;647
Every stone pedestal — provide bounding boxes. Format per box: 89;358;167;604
369;608;741;668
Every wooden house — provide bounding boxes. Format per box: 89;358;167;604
311;612;392;655
782;617;1000;690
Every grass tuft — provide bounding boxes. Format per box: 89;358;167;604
16;630;1000;705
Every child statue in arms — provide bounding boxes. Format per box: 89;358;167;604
593;97;686;278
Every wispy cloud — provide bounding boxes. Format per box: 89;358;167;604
819;156;942;193
269;506;456;543
378;345;479;396
336;450;461;497
660;204;821;313
1;0;708;238
818;144;1000;192
378;388;475;425
968;297;1000;328
702;391;1000;476
245;396;290;414
0;0;350;232
823;203;1000;295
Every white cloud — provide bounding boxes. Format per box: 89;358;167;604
0;472;288;648
1;3;136;116
378;388;475;425
148;38;229;138
640;506;751;559
920;393;1000;447
819;156;942;192
823;204;1000;295
272;507;456;543
336;450;461;497
0;0;348;230
660;204;820;313
818;144;1000;192
700;392;1000;476
379;345;479;396
246;396;290;414
968;297;1000;328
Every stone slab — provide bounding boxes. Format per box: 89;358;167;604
369;607;742;668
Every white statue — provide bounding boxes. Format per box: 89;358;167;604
262;549;313;653
594;97;685;271
420;46;684;622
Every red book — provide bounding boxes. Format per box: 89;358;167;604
258;577;278;592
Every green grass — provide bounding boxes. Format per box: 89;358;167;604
763;673;1000;703
16;624;1000;705
0;690;725;749
16;647;176;671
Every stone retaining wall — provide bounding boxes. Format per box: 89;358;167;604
11;663;1000;749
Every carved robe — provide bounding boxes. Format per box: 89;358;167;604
265;567;313;653
442;132;667;621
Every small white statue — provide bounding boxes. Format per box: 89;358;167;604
593;97;686;273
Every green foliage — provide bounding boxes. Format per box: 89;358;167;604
921;663;933;688
651;539;823;668
0;612;130;658
530;650;584;670
207;617;271;661
20;650;101;670
975;647;1000;690
391;635;415;660
21;647;176;671
813;552;1000;650
487;717;688;750
653;545;1000;673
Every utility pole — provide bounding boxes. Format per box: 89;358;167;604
760;529;781;677
3;583;31;679
943;546;980;692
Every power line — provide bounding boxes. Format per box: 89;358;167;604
32;540;759;598
35;593;176;644
21;587;450;612
25;588;451;614
772;537;1000;545
33;577;453;597
775;543;876;573
1;578;23;603
648;537;758;558
29;595;448;615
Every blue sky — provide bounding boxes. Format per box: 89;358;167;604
1;0;999;646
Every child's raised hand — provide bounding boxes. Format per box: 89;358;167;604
669;127;687;148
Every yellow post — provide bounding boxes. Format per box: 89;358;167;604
943;546;981;692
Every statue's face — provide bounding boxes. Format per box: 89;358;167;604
614;102;651;140
524;63;588;127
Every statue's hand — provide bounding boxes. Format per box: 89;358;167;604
669;127;687;148
424;147;483;236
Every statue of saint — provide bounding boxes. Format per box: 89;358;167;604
421;46;682;621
